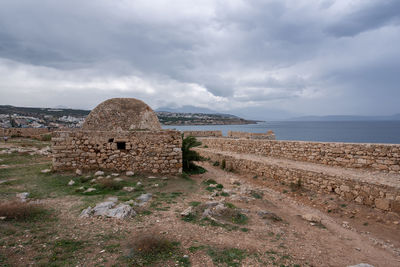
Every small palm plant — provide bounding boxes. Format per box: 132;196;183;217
182;135;202;171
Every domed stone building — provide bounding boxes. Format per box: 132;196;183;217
52;98;182;174
82;98;161;132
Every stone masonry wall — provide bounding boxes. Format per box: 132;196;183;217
1;128;52;138
197;149;400;213
227;131;276;140
199;138;400;173
183;131;222;138
52;130;182;174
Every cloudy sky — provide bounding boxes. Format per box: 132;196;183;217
0;0;399;119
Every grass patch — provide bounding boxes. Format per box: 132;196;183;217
250;190;263;199
189;201;201;207
213;161;220;166
207;247;246;267
50;239;86;264
185;165;207;175
0;201;50;222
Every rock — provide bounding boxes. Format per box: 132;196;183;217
126;171;134;176
92;201;117;216
113;178;123;182
106;197;118;203
257;210;282;222
90;179;97;184
84;188;96;193
301;214;321;223
76;169;82;175
181;207;193;216
148;176;157;179
80;201;136;219
123;186;134;192
41;169;51;174
16;192;29;201
375;198;390;211
347;264;374;267
79;207;93;218
136;182;142;186
94;171;104;176
136;193;152;206
106;204;136;219
125;200;135;205
0;179;10;185
68;180;75;186
111;173;119;177
106;175;111;179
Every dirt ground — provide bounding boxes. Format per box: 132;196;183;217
1;139;400;266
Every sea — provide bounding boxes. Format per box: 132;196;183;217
162;121;400;144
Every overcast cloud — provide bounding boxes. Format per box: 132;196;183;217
0;0;399;119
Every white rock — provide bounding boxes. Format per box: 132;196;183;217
123;186;134;192
90;179;97;184
106;175;111;179
41;169;51;173
126;171;134;176
106;204;136;219
16;192;29;201
84;188;96;193
347;264;374;267
113;178;123;182
79;207;93;218
301;214;322;223
111;173;119;177
136;193;152;206
92;201;117;216
68;180;75;186
94;171;104;176
148;176;157;179
181;207;193;216
75;169;82;175
106;197;118;203
136;182;142;186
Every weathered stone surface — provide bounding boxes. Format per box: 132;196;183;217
136;193;152;206
94;171;104;176
79;199;136;219
347;264;374;267
123;186;134;192
41;169;51;173
126;171;134;176
75;169;82;175
68;180;75;186
16;192;29;202
82;98;161;131
301;214;322;223
181;207;193;216
375;198;391;211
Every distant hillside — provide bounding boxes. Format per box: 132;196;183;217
288;114;400;121
0;105;257;127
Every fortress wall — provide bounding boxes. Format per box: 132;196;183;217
52;130;182;174
183;130;222;138
1;128;52;138
227;131;276;140
199;138;400;173
197;149;400;213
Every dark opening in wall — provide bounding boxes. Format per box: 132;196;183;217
117;141;126;150
108;138;114;143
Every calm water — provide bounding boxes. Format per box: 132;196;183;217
163;121;400;144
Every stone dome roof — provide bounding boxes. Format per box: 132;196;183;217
82;98;161;131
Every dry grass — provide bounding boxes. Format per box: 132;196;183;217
125;231;183;266
97;179;123;190
0;201;47;221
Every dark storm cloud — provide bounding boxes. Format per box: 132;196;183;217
326;0;400;37
0;0;399;119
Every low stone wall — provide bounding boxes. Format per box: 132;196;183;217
183;130;222;138
197;149;400;213
199;138;400;173
1;128;52;138
227;131;276;140
52;130;182;174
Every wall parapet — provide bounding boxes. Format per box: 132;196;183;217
183;130;222;138
227;130;276;140
1;127;52;138
199;138;400;173
52;130;182;174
